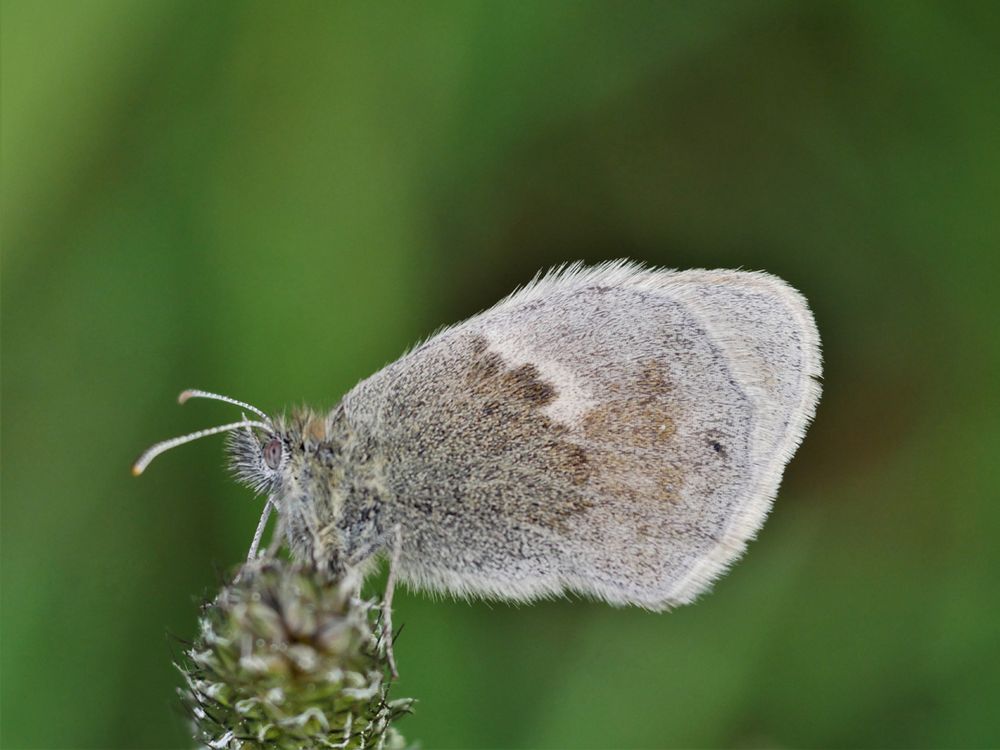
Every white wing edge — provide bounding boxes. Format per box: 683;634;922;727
661;269;822;605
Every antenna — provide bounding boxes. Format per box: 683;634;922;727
132;389;273;475
178;389;272;423
132;419;271;475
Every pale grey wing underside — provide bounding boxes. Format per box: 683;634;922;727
344;262;821;608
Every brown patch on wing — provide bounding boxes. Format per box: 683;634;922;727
582;359;684;504
582;401;676;450
462;338;683;503
545;440;591;486
467;342;503;380
465;336;559;408
466;338;557;406
583;361;676;449
463;334;594;501
504;363;557;406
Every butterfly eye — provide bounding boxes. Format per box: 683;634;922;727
263;438;282;470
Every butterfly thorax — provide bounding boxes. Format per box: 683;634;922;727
228;405;390;573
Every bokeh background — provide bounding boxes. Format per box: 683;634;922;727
3;2;999;748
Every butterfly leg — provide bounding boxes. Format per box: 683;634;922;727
246;498;275;562
382;525;402;679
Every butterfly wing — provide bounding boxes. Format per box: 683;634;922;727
344;261;821;609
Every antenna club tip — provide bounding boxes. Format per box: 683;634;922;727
178;390;195;404
131;464;144;477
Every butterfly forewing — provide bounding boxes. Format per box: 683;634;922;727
343;262;820;608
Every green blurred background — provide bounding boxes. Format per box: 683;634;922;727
3;2;999;748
